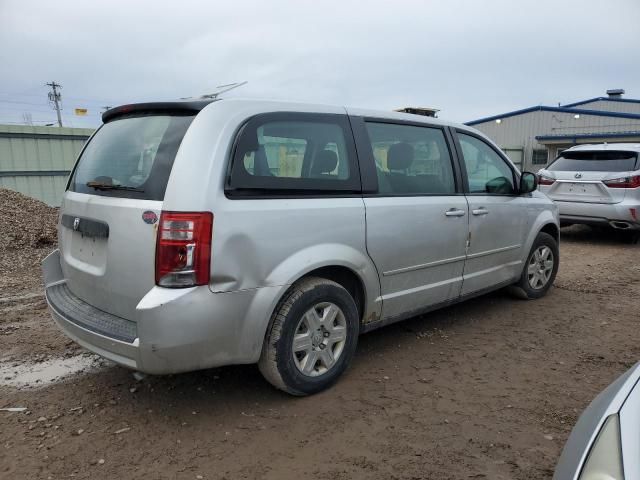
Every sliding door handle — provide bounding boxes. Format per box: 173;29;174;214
472;208;489;216
445;208;466;217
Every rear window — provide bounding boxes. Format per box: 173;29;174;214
547;150;638;172
69;114;194;200
227;112;360;195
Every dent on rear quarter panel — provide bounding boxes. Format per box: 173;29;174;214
249;245;382;339
266;243;380;311
208;197;381;324
208;231;269;292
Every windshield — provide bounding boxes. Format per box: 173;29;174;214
547;150;638;172
69;114;194;200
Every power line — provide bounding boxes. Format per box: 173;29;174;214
0;99;104;116
0;91;49;98
46;81;63;127
0;99;52;107
0;91;119;101
0;105;56;113
0;119;59;125
65;96;121;103
0;101;103;115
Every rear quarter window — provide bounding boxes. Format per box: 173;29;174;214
69;114;194;200
227;112;360;195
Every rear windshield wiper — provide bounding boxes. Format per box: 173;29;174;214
86;181;144;192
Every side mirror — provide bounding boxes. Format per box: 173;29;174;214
519;171;538;194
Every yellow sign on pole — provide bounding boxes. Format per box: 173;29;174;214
74;108;88;116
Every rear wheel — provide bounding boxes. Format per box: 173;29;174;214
259;277;359;395
624;230;640;244
508;232;559;299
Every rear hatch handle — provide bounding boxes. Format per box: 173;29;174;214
60;214;109;239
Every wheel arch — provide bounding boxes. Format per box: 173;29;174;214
298;265;366;323
539;222;560;243
523;210;560;258
264;243;381;324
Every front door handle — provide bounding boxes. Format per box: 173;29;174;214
472;208;489;216
445;208;466;217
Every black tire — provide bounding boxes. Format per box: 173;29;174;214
624;231;640;245
508;232;559;300
258;277;359;396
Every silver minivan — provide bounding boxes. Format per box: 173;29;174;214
42;98;559;395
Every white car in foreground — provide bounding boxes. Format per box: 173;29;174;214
554;363;640;479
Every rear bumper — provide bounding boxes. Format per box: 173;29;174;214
42;250;282;374
555;200;640;230
48;294;140;369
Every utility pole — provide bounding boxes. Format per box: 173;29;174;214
46;81;63;127
101;105;112;113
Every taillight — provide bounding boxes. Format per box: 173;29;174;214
537;174;555;186
603;175;640;189
155;211;213;288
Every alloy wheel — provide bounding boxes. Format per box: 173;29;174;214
292;302;347;377
527;246;554;289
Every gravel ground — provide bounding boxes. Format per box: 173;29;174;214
0;189;58;297
0;222;639;480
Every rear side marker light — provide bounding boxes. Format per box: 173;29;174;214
603;175;640;189
155;211;213;288
537;174;555;186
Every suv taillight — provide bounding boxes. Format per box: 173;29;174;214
603;175;640;189
155;211;213;288
537;174;555;186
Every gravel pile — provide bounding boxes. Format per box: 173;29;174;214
0;188;59;293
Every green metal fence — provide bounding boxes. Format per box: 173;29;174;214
0;124;94;206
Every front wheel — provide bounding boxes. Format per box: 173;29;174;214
508;232;559;299
258;277;359;395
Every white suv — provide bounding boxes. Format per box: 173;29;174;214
538;143;640;232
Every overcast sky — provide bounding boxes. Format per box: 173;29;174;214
1;0;639;128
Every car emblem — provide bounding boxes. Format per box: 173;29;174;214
73;217;80;231
142;211;158;224
574;173;582;179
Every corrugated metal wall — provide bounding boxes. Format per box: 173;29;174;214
567;100;640;115
0;124;94;205
471;110;640;170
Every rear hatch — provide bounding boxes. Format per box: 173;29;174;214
541;150;638;204
59;109;197;320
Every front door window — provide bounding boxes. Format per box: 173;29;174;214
458;134;516;195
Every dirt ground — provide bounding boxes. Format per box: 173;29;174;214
1;225;639;480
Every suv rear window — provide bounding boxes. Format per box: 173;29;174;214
547;150;638;172
69;114;194;200
227;112;360;195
